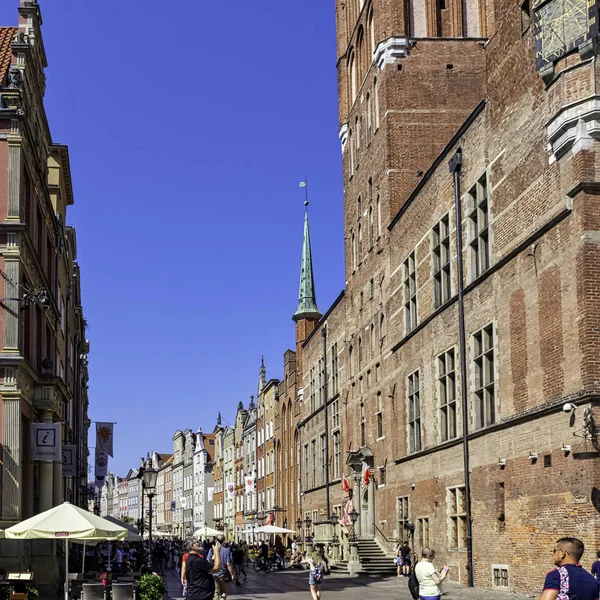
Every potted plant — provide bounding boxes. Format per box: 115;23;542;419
137;574;166;600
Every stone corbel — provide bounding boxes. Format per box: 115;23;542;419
374;36;410;71
547;95;600;164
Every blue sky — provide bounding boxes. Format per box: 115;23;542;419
0;1;345;475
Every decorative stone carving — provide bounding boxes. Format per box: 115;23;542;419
374;37;410;70
12;31;30;46
6;67;23;90
547;95;600;163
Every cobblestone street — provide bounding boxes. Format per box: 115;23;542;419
163;568;536;600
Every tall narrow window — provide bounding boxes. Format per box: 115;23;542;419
360;402;365;446
376;394;383;438
349;344;354;376
438;349;457;441
368;5;376;56
356;26;364;82
358;337;363;369
366;93;372;134
376;195;381;237
304;443;309;488
369;206;374;248
448;486;467;548
473;324;496;429
358;223;363;263
352;231;357;271
333;431;341;479
311;439;317;488
433;214;451;307
320;434;327;485
468;174;490;279
349;49;357;104
403;252;418;333
380;313;386;346
417;517;430;549
373;77;380;129
407;371;422;453
332;398;340;430
331;343;339;395
370;323;375;356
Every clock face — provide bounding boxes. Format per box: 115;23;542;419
534;0;598;70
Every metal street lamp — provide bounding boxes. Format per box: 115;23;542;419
141;455;158;549
349;508;359;542
304;516;312;542
330;513;340;544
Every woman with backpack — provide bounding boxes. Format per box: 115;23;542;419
303;549;327;600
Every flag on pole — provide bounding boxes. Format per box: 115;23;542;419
342;473;350;493
363;463;371;487
299;181;307;188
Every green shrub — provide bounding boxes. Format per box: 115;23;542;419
137;574;166;600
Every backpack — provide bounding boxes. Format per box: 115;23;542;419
408;569;419;600
312;565;323;583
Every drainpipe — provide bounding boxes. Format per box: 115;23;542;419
449;148;474;587
322;326;331;520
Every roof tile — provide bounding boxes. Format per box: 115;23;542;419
0;27;17;85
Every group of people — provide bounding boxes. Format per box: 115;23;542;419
405;537;600;600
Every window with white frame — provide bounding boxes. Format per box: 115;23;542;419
407;371;422;453
448;486;467;549
433;214;451;307
404;251;418;333
473;324;496;429
438;349;457;442
468;173;490;280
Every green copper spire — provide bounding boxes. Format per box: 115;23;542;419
293;202;321;321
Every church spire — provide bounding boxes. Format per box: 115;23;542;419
258;356;267;396
293;202;321;322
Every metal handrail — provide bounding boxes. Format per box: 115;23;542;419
374;523;399;545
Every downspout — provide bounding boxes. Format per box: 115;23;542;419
322;326;331;519
449;148;474;587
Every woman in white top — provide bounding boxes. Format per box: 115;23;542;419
414;548;450;600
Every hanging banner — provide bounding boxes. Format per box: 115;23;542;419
207;487;215;502
244;475;255;495
96;422;114;457
342;498;354;526
95;447;109;485
32;423;62;462
62;445;77;477
226;482;235;500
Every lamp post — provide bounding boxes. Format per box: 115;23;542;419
349;508;359;542
296;518;303;542
304;515;312;544
141;455;158;550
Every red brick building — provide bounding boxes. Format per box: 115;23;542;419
292;0;600;592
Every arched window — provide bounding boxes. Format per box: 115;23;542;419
358;337;363;368
368;5;376;57
349;128;355;173
356;26;365;83
366;92;372;134
356;116;361;159
352;231;357;271
348;48;357;104
370;323;375;355
373;77;380;129
369;205;374;248
349;344;354;376
376;195;381;237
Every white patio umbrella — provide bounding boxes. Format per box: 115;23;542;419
253;525;296;534
5;502;127;600
193;524;221;538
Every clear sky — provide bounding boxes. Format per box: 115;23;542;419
0;0;345;476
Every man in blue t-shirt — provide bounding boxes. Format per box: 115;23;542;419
591;551;600;580
539;537;600;600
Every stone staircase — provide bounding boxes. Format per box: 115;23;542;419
355;538;397;575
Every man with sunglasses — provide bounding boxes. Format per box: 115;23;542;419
539;538;600;600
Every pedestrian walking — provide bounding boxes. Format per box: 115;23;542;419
414;548;449;600
232;543;247;583
539;537;600;600
185;540;222;600
592;551;600;580
210;536;235;600
400;540;412;577
302;549;327;600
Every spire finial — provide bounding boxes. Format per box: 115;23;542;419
293;192;321;322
